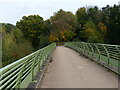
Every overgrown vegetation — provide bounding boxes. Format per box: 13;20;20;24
2;24;33;67
1;4;120;67
76;5;120;44
16;15;48;49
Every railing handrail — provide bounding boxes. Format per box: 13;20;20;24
0;49;41;74
65;42;120;74
0;42;56;89
75;41;120;47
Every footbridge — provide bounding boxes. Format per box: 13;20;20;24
0;42;119;89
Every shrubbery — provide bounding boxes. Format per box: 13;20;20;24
2;4;120;67
2;25;33;67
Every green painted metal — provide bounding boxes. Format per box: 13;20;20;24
0;43;56;89
65;42;120;74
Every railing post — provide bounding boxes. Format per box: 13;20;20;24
40;50;44;67
38;51;42;71
31;54;36;81
88;44;94;58
115;46;120;59
77;42;80;52
94;44;101;61
81;43;84;53
85;43;90;55
102;45;110;65
16;68;22;89
79;42;82;52
16;61;26;89
82;43;86;54
115;46;120;73
33;52;40;81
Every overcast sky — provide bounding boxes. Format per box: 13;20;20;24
0;0;119;25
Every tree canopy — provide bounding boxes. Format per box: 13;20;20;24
2;23;33;67
2;4;120;66
16;15;45;48
49;9;77;42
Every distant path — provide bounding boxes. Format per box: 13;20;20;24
38;46;118;88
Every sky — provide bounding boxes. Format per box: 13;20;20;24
0;0;120;25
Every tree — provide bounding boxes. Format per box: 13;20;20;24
76;6;108;43
2;23;16;33
50;9;77;32
87;6;99;23
82;21;104;43
76;7;88;41
44;19;54;36
49;32;59;42
16;15;45;48
60;30;76;41
2;28;33;67
49;9;77;42
76;7;88;26
97;22;107;40
102;5;120;44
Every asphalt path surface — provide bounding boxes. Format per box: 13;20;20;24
38;46;118;88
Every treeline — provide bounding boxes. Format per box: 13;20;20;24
48;5;120;44
1;4;120;66
76;5;120;44
2;23;33;67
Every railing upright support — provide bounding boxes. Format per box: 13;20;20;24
38;51;42;71
31;56;35;81
17;62;25;89
88;44;94;58
94;44;101;61
65;42;120;75
102;45;110;65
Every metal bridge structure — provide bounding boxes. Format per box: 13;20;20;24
0;42;119;89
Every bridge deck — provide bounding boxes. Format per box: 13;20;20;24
37;46;118;88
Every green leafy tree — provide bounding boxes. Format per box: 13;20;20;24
76;7;88;41
76;7;88;26
60;30;76;41
1;23;16;33
102;5;120;44
51;9;77;31
2;28;33;67
97;22;107;41
39;34;49;48
87;6;99;23
16;15;45;48
49;9;77;42
82;21;104;43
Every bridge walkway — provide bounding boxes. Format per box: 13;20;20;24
37;46;118;88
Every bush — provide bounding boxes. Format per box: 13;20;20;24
2;29;33;67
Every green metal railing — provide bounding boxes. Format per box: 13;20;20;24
0;43;56;89
65;42;120;74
